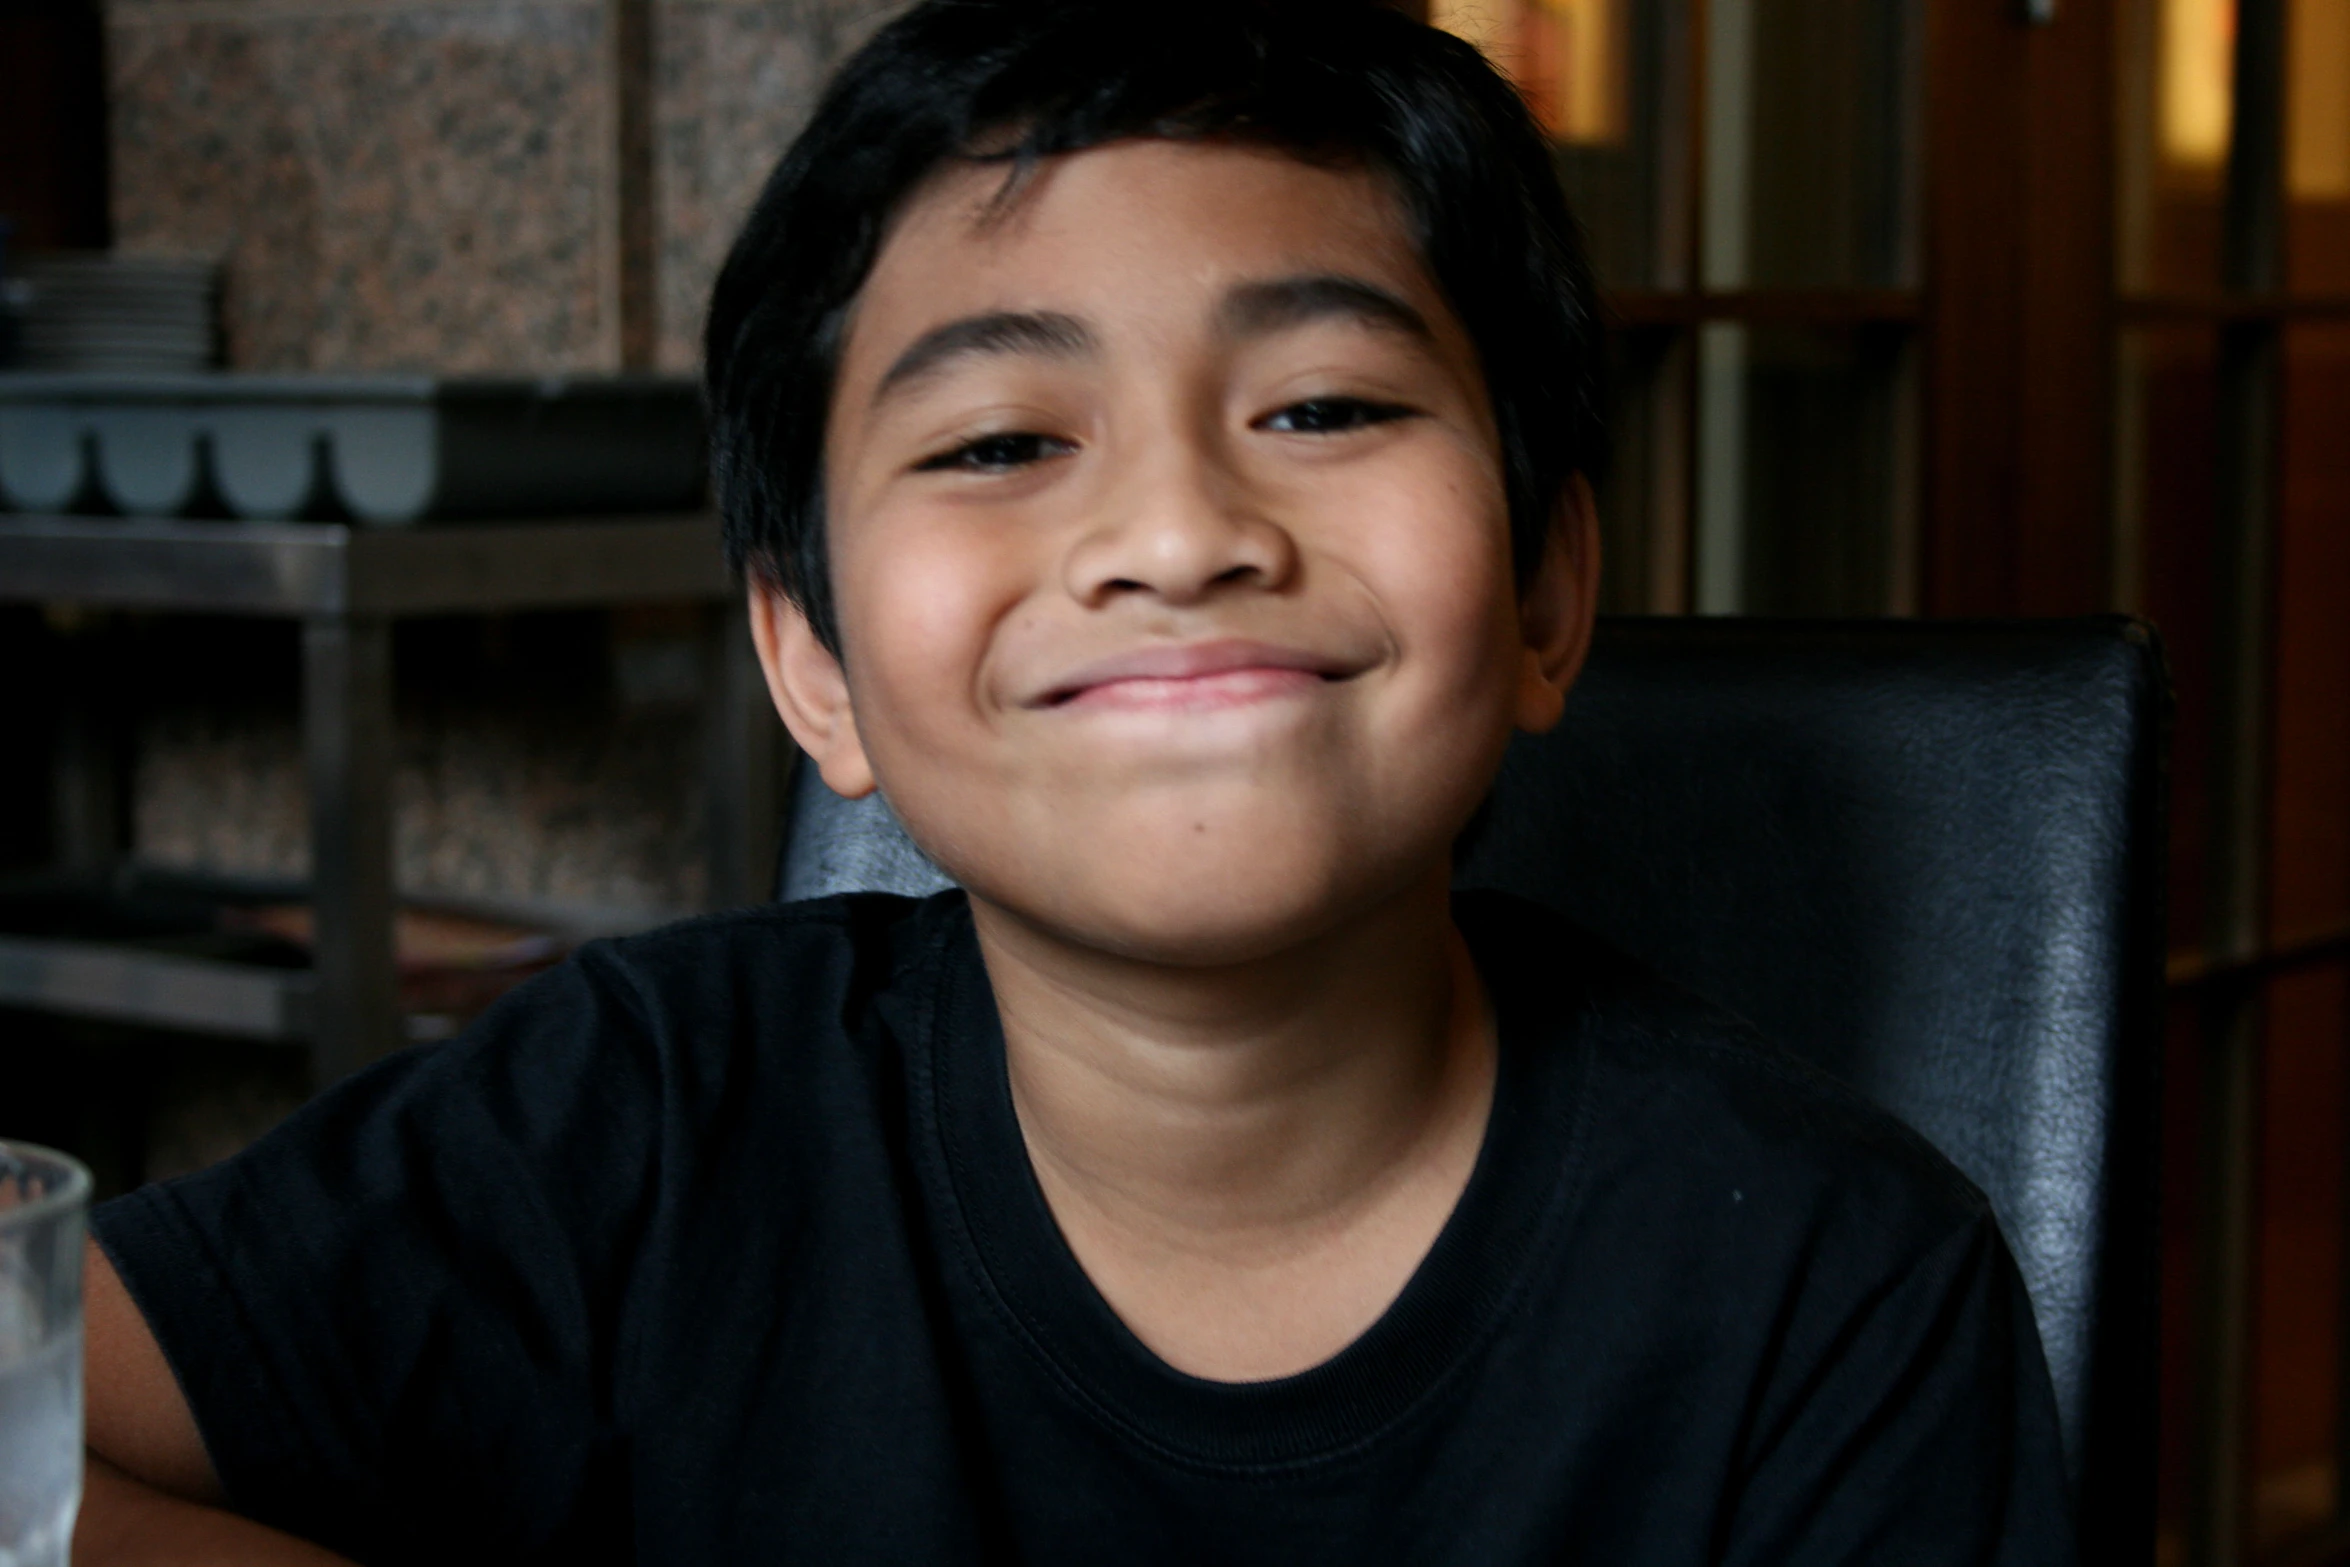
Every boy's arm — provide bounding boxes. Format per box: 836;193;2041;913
78;1242;358;1567
77;1460;356;1567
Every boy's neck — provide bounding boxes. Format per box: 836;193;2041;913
968;867;1497;1380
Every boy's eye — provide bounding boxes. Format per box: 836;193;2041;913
1257;397;1416;436
914;431;1075;473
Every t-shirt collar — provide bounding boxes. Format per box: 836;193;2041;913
906;891;1594;1471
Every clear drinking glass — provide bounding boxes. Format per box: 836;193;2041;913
0;1143;89;1567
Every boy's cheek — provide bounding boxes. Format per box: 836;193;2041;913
835;517;1034;718
1336;523;1523;710
1308;447;1513;607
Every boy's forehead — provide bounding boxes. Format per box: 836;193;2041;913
845;139;1442;359
905;137;1410;250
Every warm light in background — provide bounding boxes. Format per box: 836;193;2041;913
1430;0;1627;146
2290;0;2350;199
2161;0;2235;172
1429;0;1510;58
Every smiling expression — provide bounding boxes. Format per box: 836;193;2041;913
764;138;1594;965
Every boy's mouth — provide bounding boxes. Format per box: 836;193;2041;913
1035;639;1362;711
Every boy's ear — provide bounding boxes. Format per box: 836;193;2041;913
1513;475;1602;736
746;582;879;800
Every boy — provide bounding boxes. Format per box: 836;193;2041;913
75;1;2074;1562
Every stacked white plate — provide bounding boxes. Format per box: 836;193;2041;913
11;254;217;373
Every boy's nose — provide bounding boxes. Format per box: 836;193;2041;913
1062;450;1298;608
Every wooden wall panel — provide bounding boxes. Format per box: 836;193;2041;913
2268;326;2350;945
1925;0;2115;617
0;0;109;251
2250;964;2350;1550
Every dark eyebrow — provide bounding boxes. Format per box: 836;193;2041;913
871;310;1095;405
1217;275;1433;344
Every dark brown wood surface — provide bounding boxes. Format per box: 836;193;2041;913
0;0;109;252
1923;0;2116;618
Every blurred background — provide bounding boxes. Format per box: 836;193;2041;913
0;0;2344;1561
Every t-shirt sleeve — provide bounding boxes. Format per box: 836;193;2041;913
1719;1208;2079;1566
91;948;666;1566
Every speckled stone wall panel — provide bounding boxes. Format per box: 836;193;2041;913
134;704;708;919
106;0;621;372
651;0;911;371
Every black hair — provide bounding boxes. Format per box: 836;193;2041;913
705;0;1603;654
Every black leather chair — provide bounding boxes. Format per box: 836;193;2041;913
777;615;2166;1561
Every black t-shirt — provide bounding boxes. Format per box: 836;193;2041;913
96;891;2076;1565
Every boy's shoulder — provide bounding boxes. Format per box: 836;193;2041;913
546;885;1989;1266
1459;888;1995;1259
528;888;960;1038
591;887;952;971
342;890;963;1135
587;888;1988;1223
627;884;936;948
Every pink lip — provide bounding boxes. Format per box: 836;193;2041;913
1039;639;1359;710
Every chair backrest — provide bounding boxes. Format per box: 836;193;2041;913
777;615;2165;1556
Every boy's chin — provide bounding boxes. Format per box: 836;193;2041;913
987;892;1388;971
953;834;1450;972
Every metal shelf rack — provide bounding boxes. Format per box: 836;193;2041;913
0;513;780;1083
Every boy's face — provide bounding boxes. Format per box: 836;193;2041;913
756;139;1596;964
